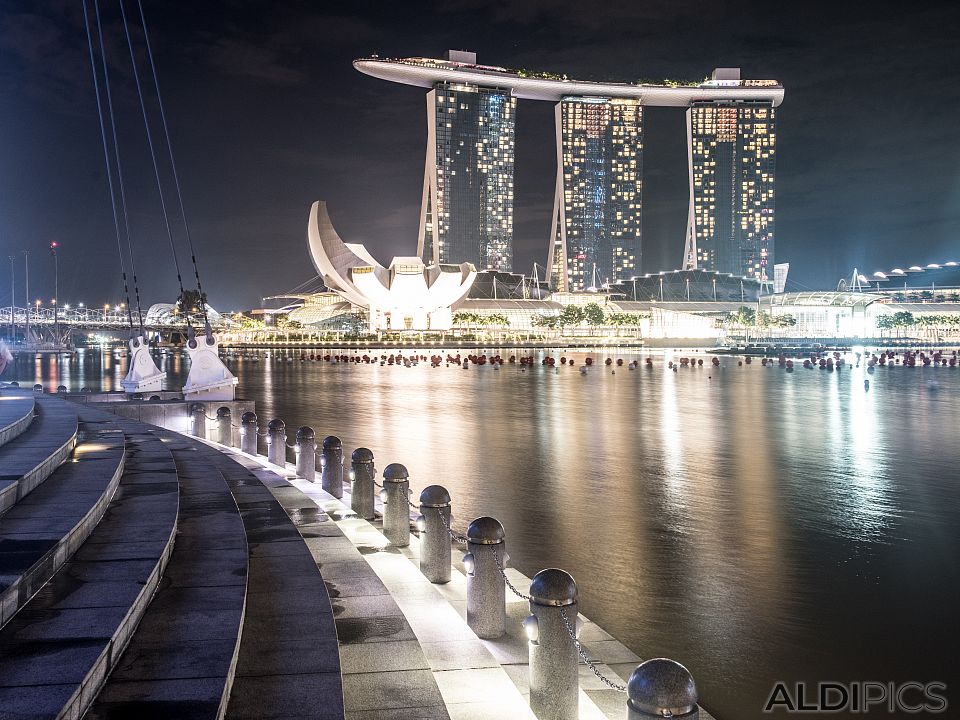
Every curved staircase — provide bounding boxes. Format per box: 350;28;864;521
0;388;345;720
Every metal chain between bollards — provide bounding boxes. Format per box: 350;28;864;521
256;429;269;437
492;547;531;601
558;606;627;692
437;508;468;545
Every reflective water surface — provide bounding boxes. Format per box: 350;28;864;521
10;347;960;719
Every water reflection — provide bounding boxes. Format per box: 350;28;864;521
7;348;959;719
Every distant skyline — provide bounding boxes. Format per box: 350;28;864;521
1;0;958;310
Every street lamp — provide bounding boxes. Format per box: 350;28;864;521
50;242;59;347
8;255;14;344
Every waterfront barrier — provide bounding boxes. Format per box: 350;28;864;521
240;410;258;454
381;463;411;547
350;447;376;519
321;435;344;498
216;414;702;719
527;569;579;720
295;426;317;482
266;418;286;466
216;406;232;445
465;516;507;639
190;403;206;439
417;485;452;584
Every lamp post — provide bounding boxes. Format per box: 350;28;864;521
8;255;14;344
50;242;59;347
23;251;29;345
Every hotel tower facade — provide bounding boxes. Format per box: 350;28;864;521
419;71;516;271
354;55;783;283
682;70;777;282
548;97;643;292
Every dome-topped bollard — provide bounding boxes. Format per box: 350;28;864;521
382;463;410;547
525;569;580;720
627;659;700;719
418;485;452;584
240;411;258;455
465;516;506;639
216;406;232;446
350;448;376;520
190;403;206;439
295;426;316;482
266;419;286;466
321;436;344;498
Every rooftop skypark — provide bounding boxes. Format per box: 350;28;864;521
354;53;784;106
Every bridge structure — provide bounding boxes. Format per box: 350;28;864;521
1;305;234;346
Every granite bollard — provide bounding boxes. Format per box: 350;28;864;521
190;403;206;439
321;435;344;498
216;406;232;445
240;411;258;454
266;418;286;466
295;426;316;482
627;658;700;719
525;569;580;720
465;516;506;639
382;463;410;547
350;447;376;519
418;485;452;584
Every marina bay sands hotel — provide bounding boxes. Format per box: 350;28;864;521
355;51;783;290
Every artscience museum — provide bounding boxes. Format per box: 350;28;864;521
306;201;477;331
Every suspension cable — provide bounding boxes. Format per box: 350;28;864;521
116;0;189;330
134;0;209;328
82;0;133;332
94;0;143;335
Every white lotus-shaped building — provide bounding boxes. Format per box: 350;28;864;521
307;201;476;331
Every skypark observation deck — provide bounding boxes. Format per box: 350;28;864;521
353;56;785;106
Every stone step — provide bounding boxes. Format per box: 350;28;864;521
0;389;35;448
87;429;249;719
197;444;345;720
0;396;79;515
0;416;125;628
0;418;179;719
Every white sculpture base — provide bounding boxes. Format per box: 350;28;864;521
121;336;166;394
182;331;238;402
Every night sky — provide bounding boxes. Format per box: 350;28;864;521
1;0;958;312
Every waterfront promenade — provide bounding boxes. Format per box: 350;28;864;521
0;383;708;719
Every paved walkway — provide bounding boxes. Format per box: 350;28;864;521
201;441;717;720
188;434;718;720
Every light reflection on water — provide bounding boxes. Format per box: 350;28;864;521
9;347;960;720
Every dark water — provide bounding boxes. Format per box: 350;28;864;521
8;347;960;719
